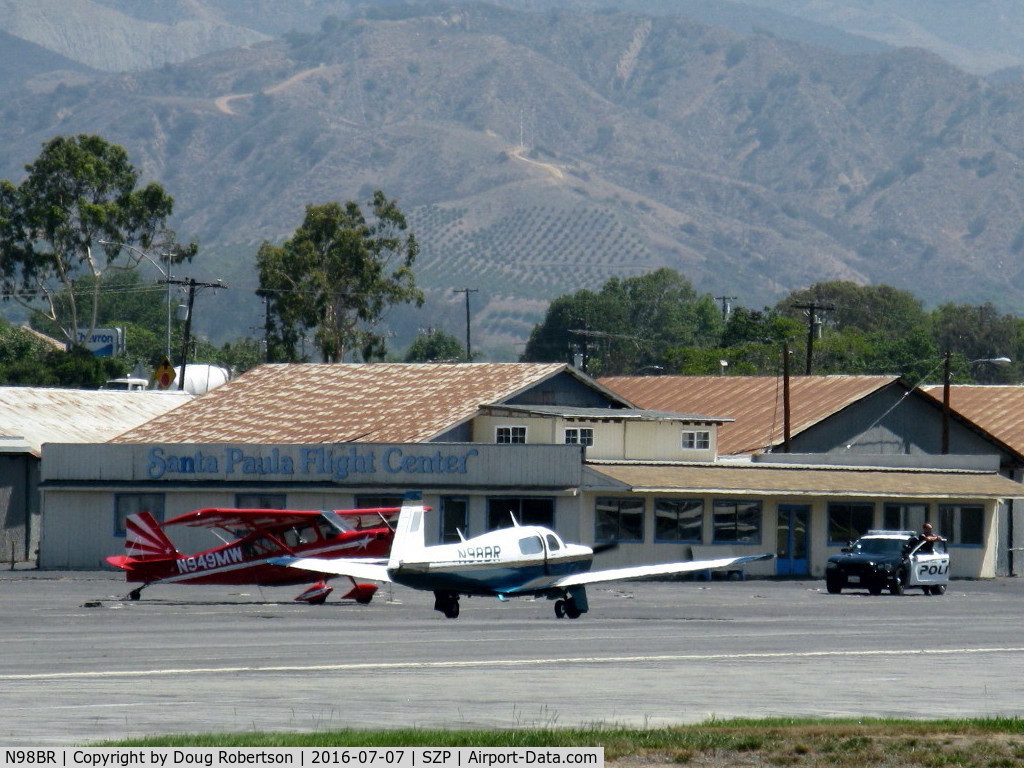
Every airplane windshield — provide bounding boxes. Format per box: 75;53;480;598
546;534;562;551
319;511;355;534
852;538;907;555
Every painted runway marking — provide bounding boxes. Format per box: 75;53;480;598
5;646;1024;681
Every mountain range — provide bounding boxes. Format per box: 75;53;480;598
1;0;1024;358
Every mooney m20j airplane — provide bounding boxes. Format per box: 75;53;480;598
274;496;773;619
105;506;398;603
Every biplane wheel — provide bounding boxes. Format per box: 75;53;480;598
129;588;143;601
355;593;374;605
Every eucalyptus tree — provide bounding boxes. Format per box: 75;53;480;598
0;134;193;347
256;192;422;362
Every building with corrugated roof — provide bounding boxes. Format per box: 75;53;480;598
39;365;1024;580
600;375;1024;576
0;387;191;564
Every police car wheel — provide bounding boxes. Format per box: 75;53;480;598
890;572;905;596
825;577;842;594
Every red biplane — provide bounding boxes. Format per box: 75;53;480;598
105;506;398;604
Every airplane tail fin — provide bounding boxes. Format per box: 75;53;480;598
123;511;178;559
387;492;429;569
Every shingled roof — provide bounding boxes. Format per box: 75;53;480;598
113;362;601;444
598;375;901;455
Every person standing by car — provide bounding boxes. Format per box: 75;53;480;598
916;523;940;553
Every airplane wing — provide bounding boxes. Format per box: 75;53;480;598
270;556;392;583
510;553;774;592
164;508;330;530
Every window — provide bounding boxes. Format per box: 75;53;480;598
440;496;469;543
682;430;711;450
655;498;704;542
938;504;985;546
519;536;544;555
712;499;761;544
487;497;554;529
114;493;165;536
883;503;928;532
564;427;594;446
235;493;286;509
283;523;319;548
595;497;645;542
496;426;526;444
828;502;874;545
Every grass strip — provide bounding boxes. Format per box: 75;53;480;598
98;718;1024;766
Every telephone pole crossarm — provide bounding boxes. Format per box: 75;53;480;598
165;277;228;390
791;301;835;375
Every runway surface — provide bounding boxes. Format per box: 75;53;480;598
4;570;1024;746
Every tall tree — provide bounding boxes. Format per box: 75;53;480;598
404;328;465;362
256;192;422;362
522;268;722;375
0;135;192;346
778;281;928;338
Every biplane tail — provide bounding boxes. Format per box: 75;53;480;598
122;511;178;559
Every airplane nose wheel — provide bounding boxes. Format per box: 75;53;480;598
554;598;581;619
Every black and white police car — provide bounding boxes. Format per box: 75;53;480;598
825;530;950;596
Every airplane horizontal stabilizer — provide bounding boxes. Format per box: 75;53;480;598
525;552;774;591
270;556;392;583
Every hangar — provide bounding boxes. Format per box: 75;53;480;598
38;364;1024;578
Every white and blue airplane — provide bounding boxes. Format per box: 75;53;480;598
273;494;773;619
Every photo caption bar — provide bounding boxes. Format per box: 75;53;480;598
1;749;604;768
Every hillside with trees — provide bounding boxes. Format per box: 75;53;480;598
0;2;1024;359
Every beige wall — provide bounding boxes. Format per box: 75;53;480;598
472;414;717;462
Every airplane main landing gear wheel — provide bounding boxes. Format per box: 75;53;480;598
554;598;581;619
434;590;461;619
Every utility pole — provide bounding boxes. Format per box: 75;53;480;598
453;288;477;362
782;341;792;453
714;295;737;323
792;301;834;375
166;277;227;390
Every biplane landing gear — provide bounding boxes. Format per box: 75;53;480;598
341;581;378;605
127;586;146;601
294;581;334;604
433;590;461;618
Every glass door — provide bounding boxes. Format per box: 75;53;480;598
776;504;810;576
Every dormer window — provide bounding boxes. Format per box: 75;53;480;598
496;426;527;444
564;427;594;446
682;430;711;450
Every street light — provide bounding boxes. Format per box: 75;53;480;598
941;352;1012;454
98;240;174;358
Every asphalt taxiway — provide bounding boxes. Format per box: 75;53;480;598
4;570;1024;746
